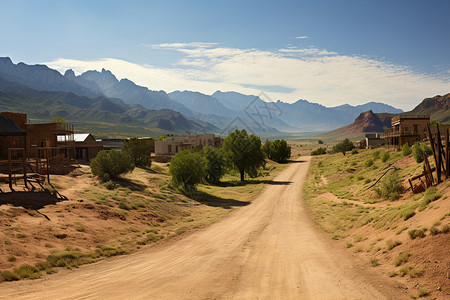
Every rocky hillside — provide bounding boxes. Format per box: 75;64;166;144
341;110;391;134
407;93;450;123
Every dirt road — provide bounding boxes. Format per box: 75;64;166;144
0;157;404;299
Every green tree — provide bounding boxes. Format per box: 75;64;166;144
203;146;225;184
311;147;327;156
270;139;291;163
318;140;324;144
262;140;273;159
332;138;355;156
222;129;265;181
122;137;152;168
169;150;207;189
90;150;134;181
51;116;65;123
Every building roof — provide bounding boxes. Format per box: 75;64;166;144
57;133;95;142
0;115;26;136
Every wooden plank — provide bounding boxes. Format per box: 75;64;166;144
446;128;449;177
427;124;439;183
436;124;444;182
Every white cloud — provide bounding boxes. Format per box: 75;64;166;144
46;44;450;111
295;36;309;39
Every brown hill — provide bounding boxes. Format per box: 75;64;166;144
341;110;391;134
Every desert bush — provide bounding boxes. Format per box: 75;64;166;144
372;150;381;160
408;228;426;239
375;170;403;201
311;147;327;156
402;144;412;156
386;239;401;251
419;187;442;211
394;252;410;266
381;152;390;162
90;150;134;181
412;143;432;163
370;257;379;267
351;149;358;155
364;159;374;168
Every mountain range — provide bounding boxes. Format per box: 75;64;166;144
3;56;442;138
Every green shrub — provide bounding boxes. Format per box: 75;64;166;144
381;152;390;162
386;239;401;251
402;144;412;156
311;147;327;156
103;180;117;190
429;226;440;235
375;170;403;201
370;257;379;267
412;143;432;163
419;187;442;211
394;252;410;266
408;228;426;239
90;150;134;181
365;159;374;168
373;150;381;160
351;149;358;155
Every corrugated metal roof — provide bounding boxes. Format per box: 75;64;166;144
0;115;26;136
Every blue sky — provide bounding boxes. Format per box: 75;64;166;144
1;0;449;110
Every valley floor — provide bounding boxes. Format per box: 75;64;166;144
0;157;407;299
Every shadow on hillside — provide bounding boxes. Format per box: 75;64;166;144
187;190;250;209
0;191;63;210
115;177;147;191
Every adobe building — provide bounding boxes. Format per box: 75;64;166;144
154;134;223;155
58;133;103;162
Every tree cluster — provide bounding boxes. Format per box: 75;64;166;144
170;129;272;189
90;137;152;181
262;139;291;163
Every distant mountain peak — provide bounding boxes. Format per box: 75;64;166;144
64;69;76;79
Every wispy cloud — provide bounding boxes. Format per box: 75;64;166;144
46;43;450;110
295;36;309;39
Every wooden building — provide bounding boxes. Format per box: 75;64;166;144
58;133;103;161
154;134;222;155
385;116;430;147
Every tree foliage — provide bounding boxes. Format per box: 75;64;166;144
269;139;291;163
332;138;355;155
51;116;65;123
90;150;134;181
203;146;226;184
262;140;273;159
222;129;265;181
122;137;152;168
311;147;327;156
169;150;207;189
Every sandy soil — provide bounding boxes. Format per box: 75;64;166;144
0;157;406;299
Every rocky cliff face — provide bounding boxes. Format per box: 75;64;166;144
342;110;391;134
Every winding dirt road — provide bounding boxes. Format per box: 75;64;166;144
0;157;403;299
